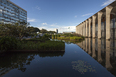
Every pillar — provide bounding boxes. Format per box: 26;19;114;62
86;20;88;37
81;24;82;35
83;22;85;37
92;15;96;38
106;6;113;40
89;18;91;38
98;12;103;39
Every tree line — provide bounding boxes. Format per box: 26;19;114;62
0;22;56;39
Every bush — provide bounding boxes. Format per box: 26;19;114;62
70;37;82;40
38;41;65;51
0;36;18;51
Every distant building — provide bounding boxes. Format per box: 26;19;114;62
55;29;58;34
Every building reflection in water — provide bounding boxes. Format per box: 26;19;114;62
76;38;116;76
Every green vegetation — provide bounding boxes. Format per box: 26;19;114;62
0;22;40;40
52;33;84;41
40;29;56;34
52;34;61;39
0;36;65;51
57;36;83;40
0;23;65;52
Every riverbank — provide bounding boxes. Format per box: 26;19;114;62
0;36;65;53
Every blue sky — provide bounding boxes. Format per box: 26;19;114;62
10;0;115;33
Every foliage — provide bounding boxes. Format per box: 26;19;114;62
40;29;47;33
0;36;65;51
27;27;40;34
0;23;29;39
0;36;18;51
52;34;60;39
0;22;40;40
16;40;65;51
62;33;74;37
70;37;83;40
57;36;83;40
38;41;65;51
40;29;56;34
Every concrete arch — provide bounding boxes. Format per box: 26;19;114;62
110;5;116;39
101;14;106;39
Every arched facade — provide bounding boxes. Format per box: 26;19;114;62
76;1;116;40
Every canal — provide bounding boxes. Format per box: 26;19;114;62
0;38;115;77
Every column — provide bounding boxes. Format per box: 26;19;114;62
80;24;82;35
92;15;96;38
98;12;103;39
78;25;80;35
78;26;79;34
86;20;88;37
89;18;91;38
106;6;113;40
76;26;77;34
83;22;85;37
82;23;84;36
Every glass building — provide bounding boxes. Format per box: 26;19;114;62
0;0;27;24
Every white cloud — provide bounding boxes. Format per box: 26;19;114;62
36;6;41;10
82;13;93;17
38;27;47;30
42;23;48;25
27;18;36;22
101;0;115;6
75;15;77;18
50;23;58;26
57;26;76;33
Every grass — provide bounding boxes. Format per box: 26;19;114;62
57;36;83;40
0;36;65;52
16;40;65;51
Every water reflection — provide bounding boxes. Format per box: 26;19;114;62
76;38;116;76
0;52;65;77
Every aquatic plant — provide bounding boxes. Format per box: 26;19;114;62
71;60;96;74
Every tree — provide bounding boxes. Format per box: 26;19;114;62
0;22;30;40
27;27;40;33
40;29;47;33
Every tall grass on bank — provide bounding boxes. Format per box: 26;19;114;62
0;36;65;51
57;36;83;40
52;35;60;39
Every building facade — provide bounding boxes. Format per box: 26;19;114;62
0;0;27;24
76;1;116;40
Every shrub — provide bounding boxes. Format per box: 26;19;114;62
70;37;82;40
38;41;65;51
0;36;18;51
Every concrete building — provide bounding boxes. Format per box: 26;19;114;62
0;0;27;24
76;1;116;40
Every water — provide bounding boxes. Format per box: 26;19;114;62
0;38;115;77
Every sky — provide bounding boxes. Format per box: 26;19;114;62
10;0;115;33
